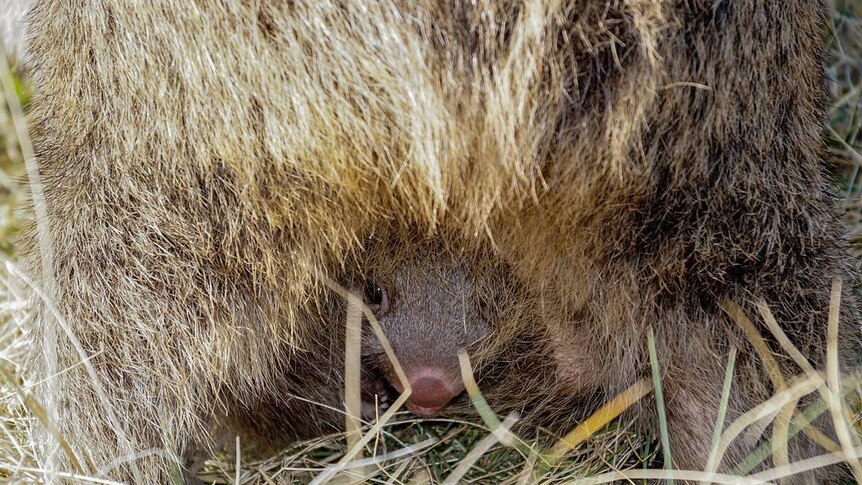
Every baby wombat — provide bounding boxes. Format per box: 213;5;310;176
232;242;556;442
358;253;498;417
354;249;575;427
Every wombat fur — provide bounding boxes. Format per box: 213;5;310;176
230;236;562;448
19;0;861;482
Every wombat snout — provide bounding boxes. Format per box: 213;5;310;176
400;368;463;417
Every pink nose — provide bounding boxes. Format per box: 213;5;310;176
406;374;456;417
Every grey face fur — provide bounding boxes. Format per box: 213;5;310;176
360;258;491;416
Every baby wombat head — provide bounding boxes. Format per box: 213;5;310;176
358;254;504;417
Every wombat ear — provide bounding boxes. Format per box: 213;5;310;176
363;280;391;318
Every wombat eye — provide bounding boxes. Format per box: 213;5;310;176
363;281;390;317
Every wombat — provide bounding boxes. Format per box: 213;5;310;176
358;254;492;418
19;0;861;483
352;243;583;435
231;239;559;446
354;239;552;420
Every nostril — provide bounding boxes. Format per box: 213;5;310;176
406;402;446;417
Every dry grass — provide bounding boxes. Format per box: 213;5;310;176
2;3;862;484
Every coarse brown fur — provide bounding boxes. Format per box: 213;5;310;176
18;0;862;482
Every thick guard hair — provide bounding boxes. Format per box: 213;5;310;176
21;1;860;482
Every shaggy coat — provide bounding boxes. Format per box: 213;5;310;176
20;0;860;482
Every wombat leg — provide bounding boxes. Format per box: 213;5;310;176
182;469;206;485
182;431;230;484
646;332;761;478
32;347;223;483
654;342;836;483
660;381;746;474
